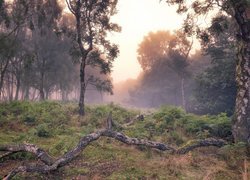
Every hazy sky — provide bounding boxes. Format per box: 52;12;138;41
110;0;185;82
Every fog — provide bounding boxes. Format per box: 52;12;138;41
0;0;236;116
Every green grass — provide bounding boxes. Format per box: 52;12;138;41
0;101;248;179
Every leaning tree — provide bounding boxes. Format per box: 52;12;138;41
66;0;120;116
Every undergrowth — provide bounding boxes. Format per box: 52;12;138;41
0;101;248;179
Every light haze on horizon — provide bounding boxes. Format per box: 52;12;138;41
110;0;185;83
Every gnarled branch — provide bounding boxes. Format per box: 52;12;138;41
0;143;54;165
2;129;227;179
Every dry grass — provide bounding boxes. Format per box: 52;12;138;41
242;159;249;180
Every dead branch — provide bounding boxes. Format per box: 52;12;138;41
176;138;226;154
0;152;14;159
0;143;54;165
1;130;227;179
1;114;227;179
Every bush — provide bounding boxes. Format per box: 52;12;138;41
23;116;36;125
36;124;52;138
153;106;184;124
181;113;232;139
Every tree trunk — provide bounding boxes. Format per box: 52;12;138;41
0;72;4;100
45;90;49;100
7;74;13;101
24;86;29;100
39;78;45;101
39;60;45;101
79;61;86;116
181;78;186;111
232;3;250;144
0;61;9;100
73;1;92;116
14;78;20;101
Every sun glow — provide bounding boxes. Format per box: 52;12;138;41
109;0;185;82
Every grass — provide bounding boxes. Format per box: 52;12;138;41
0;101;249;179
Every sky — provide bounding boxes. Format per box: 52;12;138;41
109;0;185;82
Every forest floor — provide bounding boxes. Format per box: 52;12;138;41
0;101;249;179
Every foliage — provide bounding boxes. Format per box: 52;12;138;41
66;0;120;115
0;101;247;179
151;106;232;140
0;0;115;103
193;15;236;115
36;123;52;138
129;30;192;108
137;30;190;71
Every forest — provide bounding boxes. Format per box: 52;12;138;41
0;0;249;179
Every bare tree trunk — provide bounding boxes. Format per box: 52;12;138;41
14;78;20;101
31;89;36;101
45;90;49;100
39;64;45;101
79;62;86;116
181;38;193;111
24;86;29;100
0;74;4;100
0;61;9;100
39;79;45;100
6;74;13;101
181;78;186;110
232;3;250;143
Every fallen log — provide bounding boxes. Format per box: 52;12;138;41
0;143;54;165
1;115;227;179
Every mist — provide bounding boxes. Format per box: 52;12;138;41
0;0;237;117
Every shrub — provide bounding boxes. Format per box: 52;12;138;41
23;116;36;125
36;124;52;138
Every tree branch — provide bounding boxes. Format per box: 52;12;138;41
65;0;76;15
2;118;227;179
0;143;54;165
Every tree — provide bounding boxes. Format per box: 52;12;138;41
132;31;191;109
164;0;250;143
137;31;177;71
66;0;120;116
0;0;8;26
28;0;62;100
194;15;237;115
0;34;17;99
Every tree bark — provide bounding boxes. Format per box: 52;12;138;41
79;61;86;116
39;72;45;101
0;60;9;100
14;77;20;101
24;86;29;100
181;78;186;110
75;1;86;116
232;2;250;144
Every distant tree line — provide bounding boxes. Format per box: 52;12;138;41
124;15;236;116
